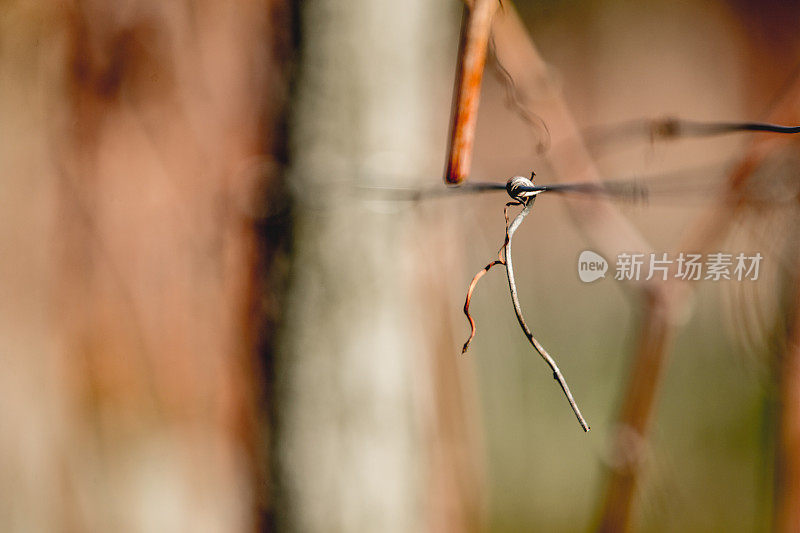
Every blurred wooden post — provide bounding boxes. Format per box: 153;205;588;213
278;0;483;531
444;0;498;184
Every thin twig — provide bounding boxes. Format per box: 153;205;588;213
462;181;590;432
504;198;590;432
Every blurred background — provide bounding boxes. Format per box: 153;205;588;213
2;0;800;531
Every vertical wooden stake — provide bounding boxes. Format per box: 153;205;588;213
444;0;498;185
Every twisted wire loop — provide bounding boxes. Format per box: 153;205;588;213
506;174;538;202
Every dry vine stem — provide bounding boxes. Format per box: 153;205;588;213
445;0;498;184
462;176;590;432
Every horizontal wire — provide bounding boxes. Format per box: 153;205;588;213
583;117;800;151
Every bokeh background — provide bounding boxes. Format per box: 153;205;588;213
2;0;800;532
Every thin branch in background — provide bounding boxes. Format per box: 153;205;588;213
488;35;551;154
462;177;590;432
595;287;674;533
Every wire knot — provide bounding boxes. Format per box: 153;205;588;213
506;175;535;202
